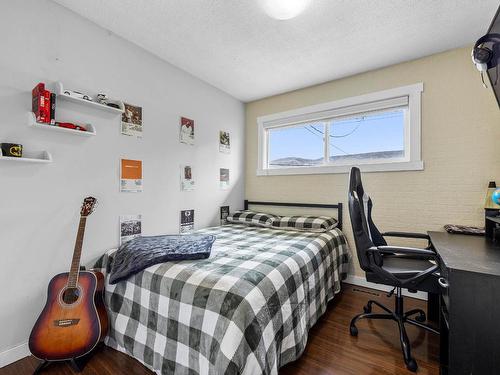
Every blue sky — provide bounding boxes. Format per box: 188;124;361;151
269;110;405;161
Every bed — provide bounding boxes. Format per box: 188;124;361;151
93;201;350;375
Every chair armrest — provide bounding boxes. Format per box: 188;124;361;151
376;245;436;258
367;246;440;289
382;231;430;240
365;246;440;289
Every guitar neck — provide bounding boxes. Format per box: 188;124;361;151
68;216;87;288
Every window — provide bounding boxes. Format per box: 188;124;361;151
268;122;326;167
257;83;423;175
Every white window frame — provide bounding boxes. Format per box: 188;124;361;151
257;83;424;176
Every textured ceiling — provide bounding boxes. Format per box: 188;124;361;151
53;0;499;102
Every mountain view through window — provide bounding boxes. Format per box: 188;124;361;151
268;109;405;167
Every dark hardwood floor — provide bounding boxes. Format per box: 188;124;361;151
1;284;439;375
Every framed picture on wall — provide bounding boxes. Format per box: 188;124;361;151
180;117;195;145
220;168;229;190
219;130;230;153
120;214;142;245
180;165;195;191
120;159;143;192
121;103;143;138
220;206;230;225
180;209;194;233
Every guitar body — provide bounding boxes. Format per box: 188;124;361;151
29;270;108;361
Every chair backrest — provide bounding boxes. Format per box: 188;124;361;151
348;167;387;272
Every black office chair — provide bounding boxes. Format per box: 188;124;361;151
347;167;440;372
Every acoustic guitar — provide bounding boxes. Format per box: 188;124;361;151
29;197;108;362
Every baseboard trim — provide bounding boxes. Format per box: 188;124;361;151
344;275;428;301
0;342;29;368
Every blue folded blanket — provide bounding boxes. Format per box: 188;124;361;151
109;234;216;284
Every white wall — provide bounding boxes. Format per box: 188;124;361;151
0;0;244;365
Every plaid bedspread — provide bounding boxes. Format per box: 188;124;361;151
93;224;350;375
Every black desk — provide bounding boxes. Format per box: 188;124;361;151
429;231;500;375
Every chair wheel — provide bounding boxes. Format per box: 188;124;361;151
415;312;426;322
406;358;418;372
363;305;372;314
349;325;358;336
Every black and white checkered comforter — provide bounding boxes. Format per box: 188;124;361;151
94;224;350;375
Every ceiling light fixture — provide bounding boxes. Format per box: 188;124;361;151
258;0;311;20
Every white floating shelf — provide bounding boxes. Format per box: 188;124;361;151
0;150;52;163
28;112;96;137
55;82;124;114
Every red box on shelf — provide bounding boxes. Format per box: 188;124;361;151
32;83;50;124
43;89;51;124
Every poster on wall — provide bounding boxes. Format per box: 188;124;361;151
120;214;142;245
180;117;195;145
120;159;143;192
180;209;194;233
219;131;230;153
220;206;230;225
180;165;195;191
121;103;143;138
220;168;229;190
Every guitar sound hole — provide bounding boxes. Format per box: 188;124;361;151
62;288;80;304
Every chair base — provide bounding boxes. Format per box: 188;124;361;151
349;287;439;372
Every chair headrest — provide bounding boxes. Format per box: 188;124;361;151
348;167;365;199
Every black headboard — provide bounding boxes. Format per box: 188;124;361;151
244;200;343;231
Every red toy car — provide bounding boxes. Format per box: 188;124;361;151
55;122;87;131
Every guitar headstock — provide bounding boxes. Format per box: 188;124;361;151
80;197;97;217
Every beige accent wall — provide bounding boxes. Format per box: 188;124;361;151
245;47;500;276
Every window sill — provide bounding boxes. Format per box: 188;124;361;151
256;160;424;176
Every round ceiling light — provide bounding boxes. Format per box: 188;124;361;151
258;0;311;20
